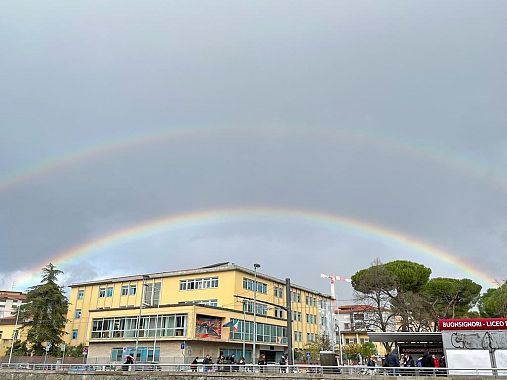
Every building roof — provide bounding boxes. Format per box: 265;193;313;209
69;262;333;299
337;304;387;313
0;291;26;302
368;332;442;343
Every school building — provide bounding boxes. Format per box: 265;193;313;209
64;262;334;364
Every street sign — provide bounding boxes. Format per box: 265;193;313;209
60;343;66;352
45;342;52;352
180;342;185;350
82;346;88;355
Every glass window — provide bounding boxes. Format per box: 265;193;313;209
179;277;218;291
242;278;267;294
72;330;78;339
98;288;106;298
74;309;81;319
106;287;113;297
121;286;128;296
77;290;84;300
129;285;137;295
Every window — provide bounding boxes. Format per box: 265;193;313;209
291;311;302;322
242;278;267;294
274;307;284;319
111;347;160;363
243;300;268;316
72;330;78;340
307;333;316;342
179;277;219;291
229;320;287;344
129;285;137;295
121;286;129;296
98;287;106;298
0;331;2;339
291;292;301;302
305;296;316;306
294;331;302;342
106;287;113;297
77;290;84;300
273;286;283;298
306;314;317;324
91;314;187;339
74;309;81;319
143;282;162;306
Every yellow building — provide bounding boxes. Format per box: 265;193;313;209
65;262;332;364
0;316;28;356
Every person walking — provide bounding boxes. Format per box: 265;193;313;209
190;357;199;372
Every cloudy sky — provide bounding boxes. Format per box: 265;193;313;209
1;1;506;299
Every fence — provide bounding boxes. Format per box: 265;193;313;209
2;362;507;377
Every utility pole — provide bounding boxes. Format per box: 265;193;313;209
285;278;294;365
8;305;21;365
252;263;260;364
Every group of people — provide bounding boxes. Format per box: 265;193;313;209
379;350;447;376
190;353;247;372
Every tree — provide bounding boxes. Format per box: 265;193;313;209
303;333;334;361
383;261;432;331
480;282;507;317
342;343;362;362
4;340;29;356
20;263;69;356
359;342;377;359
351;260;397;351
422;277;482;327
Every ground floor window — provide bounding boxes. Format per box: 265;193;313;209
220;348;252;362
111;346;160;363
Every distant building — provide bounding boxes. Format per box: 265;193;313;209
336;304;393;357
65;262;333;364
0;291;26;318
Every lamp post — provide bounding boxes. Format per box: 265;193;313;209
252;263;260;365
134;275;150;362
8;305;21;366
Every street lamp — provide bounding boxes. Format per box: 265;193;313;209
134;275;150;362
252;263;260;365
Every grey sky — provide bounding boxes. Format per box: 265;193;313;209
1;1;506;297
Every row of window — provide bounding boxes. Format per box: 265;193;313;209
91;314;187;339
306;314;317;324
179;277;219;291
229;320;287;344
242;300;268;316
111;347;160;362
307;333;317;342
242;278;267;294
291;311;302;322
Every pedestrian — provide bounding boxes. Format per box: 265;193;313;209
432;354;440;368
190;356;198;372
279;354;287;373
123;354;134;371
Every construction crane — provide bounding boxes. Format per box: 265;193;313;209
320;274;351;302
320;273;352;366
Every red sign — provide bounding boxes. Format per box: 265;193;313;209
439;318;507;331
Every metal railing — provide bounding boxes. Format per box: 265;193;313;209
1;362;507;376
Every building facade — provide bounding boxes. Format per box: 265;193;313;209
0;291;26;319
65;262;332;364
336;304;391;357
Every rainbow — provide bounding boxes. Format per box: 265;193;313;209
1;126;507;193
13;207;497;290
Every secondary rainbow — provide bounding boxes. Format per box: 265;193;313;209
14;207;497;289
2;126;507;192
